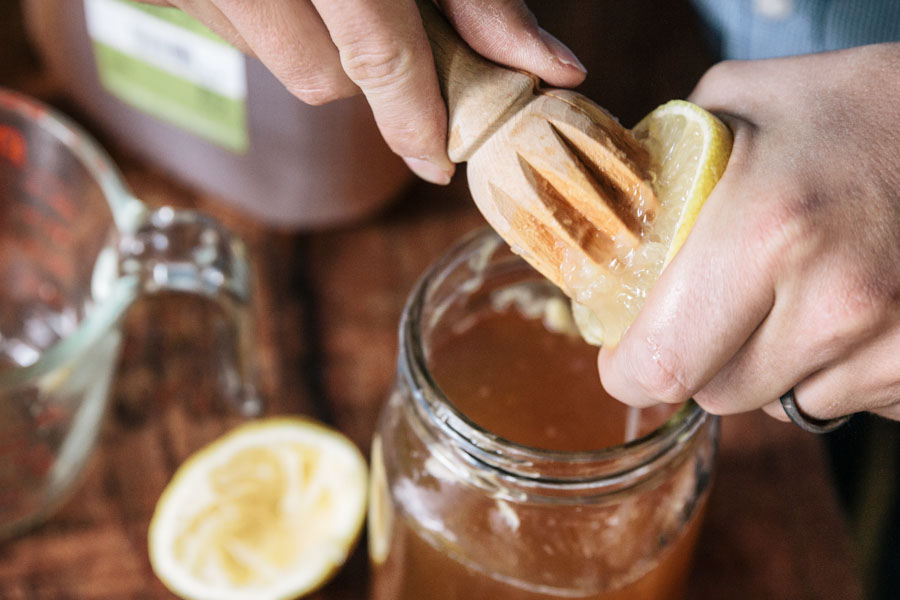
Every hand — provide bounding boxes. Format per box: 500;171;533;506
598;43;900;423
141;0;586;184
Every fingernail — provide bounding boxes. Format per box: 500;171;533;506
538;28;587;74
403;157;454;185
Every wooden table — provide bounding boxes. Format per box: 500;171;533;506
1;2;861;598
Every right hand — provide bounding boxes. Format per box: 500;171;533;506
140;0;587;184
597;44;900;424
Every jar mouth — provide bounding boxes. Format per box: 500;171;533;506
399;227;709;488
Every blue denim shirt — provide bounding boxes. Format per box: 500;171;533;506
691;0;900;59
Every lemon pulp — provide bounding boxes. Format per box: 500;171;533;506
148;417;368;600
568;100;733;346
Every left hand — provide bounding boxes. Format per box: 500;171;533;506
597;43;900;423
137;0;586;185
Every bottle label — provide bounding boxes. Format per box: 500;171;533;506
84;0;248;152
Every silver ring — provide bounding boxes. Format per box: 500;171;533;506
779;388;851;434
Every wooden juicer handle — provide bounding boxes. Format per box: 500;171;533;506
417;0;659;295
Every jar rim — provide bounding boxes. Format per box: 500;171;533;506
399;227;710;488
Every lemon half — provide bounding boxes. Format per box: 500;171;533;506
634;99;733;265
571;100;733;346
148;417;368;600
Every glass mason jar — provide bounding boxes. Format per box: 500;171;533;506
369;228;719;600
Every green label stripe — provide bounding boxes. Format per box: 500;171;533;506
113;0;230;45
92;41;248;152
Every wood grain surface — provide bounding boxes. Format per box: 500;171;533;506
1;2;861;598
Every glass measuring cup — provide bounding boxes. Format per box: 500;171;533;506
0;88;260;540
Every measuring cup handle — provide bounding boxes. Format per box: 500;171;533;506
118;206;262;416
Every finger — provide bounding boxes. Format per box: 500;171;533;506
311;0;455;184
166;0;253;55
211;0;359;104
690;260;889;415
761;399;791;422
598;122;777;409
688;57;803;122
875;404;900;421
750;318;900;424
439;0;587;88
794;324;900;420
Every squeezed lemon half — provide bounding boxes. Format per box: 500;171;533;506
148;417;368;600
571;100;733;346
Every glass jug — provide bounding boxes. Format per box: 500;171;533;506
0;88;259;539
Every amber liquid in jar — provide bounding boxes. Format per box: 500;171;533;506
431;307;674;452
372;291;705;599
